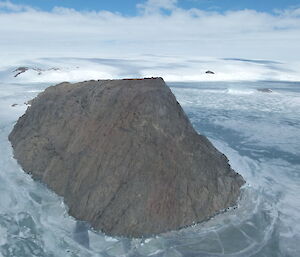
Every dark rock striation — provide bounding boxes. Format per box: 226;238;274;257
9;78;244;237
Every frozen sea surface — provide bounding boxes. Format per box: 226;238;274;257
0;81;299;257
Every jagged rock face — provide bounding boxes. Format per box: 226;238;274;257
9;78;245;237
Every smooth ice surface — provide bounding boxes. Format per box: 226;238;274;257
0;80;299;256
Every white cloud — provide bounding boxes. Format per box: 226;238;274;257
137;0;178;14
0;0;33;12
0;0;300;64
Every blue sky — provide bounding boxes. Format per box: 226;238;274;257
6;0;300;14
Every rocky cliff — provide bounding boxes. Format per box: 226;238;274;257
9;78;244;237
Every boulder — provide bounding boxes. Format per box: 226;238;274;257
9;78;244;237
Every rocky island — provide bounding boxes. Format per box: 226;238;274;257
9;78;245;237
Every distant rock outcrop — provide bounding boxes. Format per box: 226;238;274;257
13;67;60;77
13;67;29;77
257;88;272;93
9;78;245;237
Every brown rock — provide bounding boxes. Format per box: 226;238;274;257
9;78;244;237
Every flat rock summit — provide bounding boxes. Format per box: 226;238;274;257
9;78;245;237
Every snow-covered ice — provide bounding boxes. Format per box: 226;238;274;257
0;58;299;256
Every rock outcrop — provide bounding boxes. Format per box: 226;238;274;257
9;78;245;237
257;88;272;93
13;67;29;77
13;67;60;77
